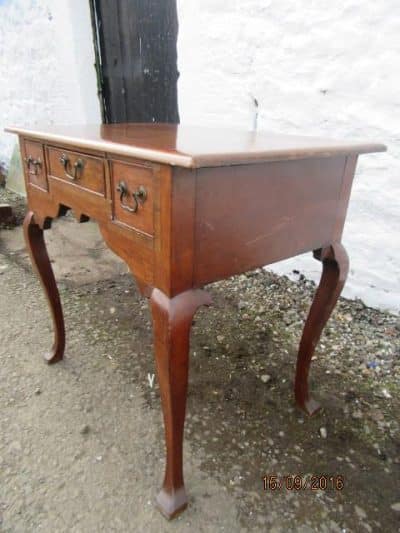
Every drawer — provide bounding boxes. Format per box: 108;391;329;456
22;140;47;190
47;147;105;196
111;160;154;235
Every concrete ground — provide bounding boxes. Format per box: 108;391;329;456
0;216;399;532
0;219;238;533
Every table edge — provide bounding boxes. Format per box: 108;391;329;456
5;126;387;169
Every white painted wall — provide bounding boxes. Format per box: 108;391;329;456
177;0;400;313
0;0;398;312
0;0;100;163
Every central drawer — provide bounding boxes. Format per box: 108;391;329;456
47;146;105;196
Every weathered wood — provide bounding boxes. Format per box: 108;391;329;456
91;0;179;123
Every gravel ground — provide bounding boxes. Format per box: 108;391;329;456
0;211;399;532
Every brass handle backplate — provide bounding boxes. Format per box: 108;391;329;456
116;181;147;213
59;154;84;181
25;155;42;175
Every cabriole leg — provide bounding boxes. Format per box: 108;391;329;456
295;243;349;415
23;211;65;364
150;287;211;519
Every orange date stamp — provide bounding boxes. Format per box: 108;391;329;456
262;474;344;491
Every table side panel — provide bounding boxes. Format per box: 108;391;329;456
332;155;358;241
169;167;197;295
153;166;197;297
194;156;351;285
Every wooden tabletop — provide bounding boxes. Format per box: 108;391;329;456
6;123;386;168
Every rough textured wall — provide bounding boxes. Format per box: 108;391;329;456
0;1;398;312
177;0;400;312
0;0;100;163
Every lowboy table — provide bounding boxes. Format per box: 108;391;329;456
6;123;385;519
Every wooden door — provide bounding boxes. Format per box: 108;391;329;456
90;0;180;123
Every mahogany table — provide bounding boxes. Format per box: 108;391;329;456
6;123;385;519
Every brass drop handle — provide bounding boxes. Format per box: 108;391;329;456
116;181;147;213
24;155;42;175
59;154;84;181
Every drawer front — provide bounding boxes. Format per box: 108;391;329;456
111;160;154;235
22;140;47;190
47;147;105;196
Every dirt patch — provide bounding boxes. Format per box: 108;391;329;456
0;187;27;229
